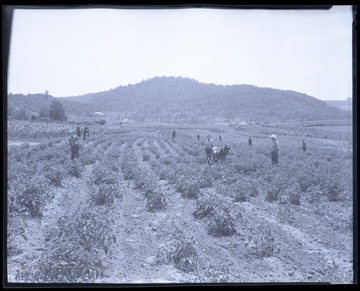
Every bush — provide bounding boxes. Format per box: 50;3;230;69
207;209;236;237
91;166;118;185
80;155;97;166
31;208;114;283
321;178;344;202
156;222;198;273
89;183;117;206
13;176;51;218
198;170;213;188
44;167;65;187
123;167;137;181
177;179;200;199
265;174;289;202
298;172;320;192
265;185;281;202
246;225;278;258
225;177;259;202
144;187;167;212
66;161;84;178
193;194;239;237
142;154;150;161
133;171;149;190
288;184;301;206
234;163;257;175
161;157;171;165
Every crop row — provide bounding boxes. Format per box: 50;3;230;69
7;120;103;139
8;128;353;282
9;135;127;282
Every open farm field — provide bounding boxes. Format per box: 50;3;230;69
269;119;352;128
309;126;352;133
261;119;353;142
6;122;354;284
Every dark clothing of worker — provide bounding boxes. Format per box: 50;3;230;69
302;140;306;152
271;137;279;166
197;134;200;141
76;126;81;137
84;126;89;140
172;130;176;141
205;136;214;164
248;137;252;146
69;134;81;160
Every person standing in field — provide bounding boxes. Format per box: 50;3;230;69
248;136;253;146
270;134;279;166
69;130;83;160
83;124;90;140
76;124;81;137
219;133;222;141
205;135;214;164
172;129;176;142
302;139;306;152
197;133;200;141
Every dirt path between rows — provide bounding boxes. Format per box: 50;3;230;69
7;165;93;282
8;128;353;284
102;137;185;283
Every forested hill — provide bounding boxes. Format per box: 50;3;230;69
7;93;95;116
65;76;350;123
8;77;350;123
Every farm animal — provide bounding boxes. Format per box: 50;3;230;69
212;144;230;163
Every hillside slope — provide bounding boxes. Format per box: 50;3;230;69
8;77;350;123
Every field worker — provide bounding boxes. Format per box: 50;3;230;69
270;134;279;166
219;133;222;141
83;124;90;140
248;136;253;146
197;133;200;141
205;135;214;164
69;130;83;160
172;129;176;141
302;139;306;152
76;124;81;137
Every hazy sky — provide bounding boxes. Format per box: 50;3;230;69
7;6;353;100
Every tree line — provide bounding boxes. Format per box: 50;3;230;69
8;100;67;122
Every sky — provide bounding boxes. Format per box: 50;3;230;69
7;5;353;100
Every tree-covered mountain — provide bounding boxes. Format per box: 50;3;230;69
8;76;351;123
325;97;352;111
7;93;95;117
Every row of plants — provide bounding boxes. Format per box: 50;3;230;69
7;120;103;139
12;135;125;283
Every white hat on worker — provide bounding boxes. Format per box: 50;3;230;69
270;134;277;139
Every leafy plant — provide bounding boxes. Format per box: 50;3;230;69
89;182;116;206
245;225;278;258
156;222;198;272
207;208;237;237
193;193;239;237
13;176;52;218
142;154;150;161
66;160;84;178
91;166;118;185
44;167;65;187
144;187;167;212
31;207;114;283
